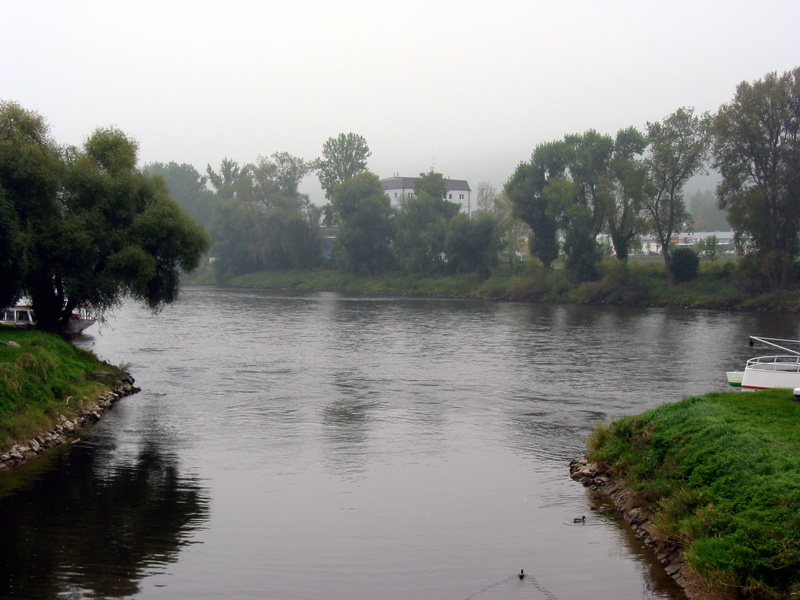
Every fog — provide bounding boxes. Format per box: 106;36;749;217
2;0;797;203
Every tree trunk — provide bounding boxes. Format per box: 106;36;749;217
662;247;675;287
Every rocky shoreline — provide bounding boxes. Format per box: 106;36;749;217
0;375;140;471
569;455;705;600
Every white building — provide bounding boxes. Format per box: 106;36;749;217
380;176;472;212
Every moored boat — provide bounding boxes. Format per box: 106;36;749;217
730;337;800;391
1;304;95;336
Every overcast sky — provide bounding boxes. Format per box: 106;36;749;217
2;0;798;204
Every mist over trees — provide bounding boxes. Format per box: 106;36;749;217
7;66;795;304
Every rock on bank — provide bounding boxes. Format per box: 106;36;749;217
570;455;704;600
0;375;140;471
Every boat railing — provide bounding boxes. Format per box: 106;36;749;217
746;355;800;373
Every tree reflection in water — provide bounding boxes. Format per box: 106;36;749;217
0;442;209;599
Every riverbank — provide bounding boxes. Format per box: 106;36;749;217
572;389;800;600
0;326;139;467
200;260;800;312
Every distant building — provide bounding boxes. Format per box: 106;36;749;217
380;176;472;212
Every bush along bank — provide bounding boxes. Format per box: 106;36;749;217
217;260;800;313
572;390;800;600
0;326;140;469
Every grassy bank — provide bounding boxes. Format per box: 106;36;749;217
0;325;127;452
209;259;800;312
587;390;800;599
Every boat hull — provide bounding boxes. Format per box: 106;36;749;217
726;371;743;387
740;359;800;391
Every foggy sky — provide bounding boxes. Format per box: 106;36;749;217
2;0;798;204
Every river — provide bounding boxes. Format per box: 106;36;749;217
2;286;798;599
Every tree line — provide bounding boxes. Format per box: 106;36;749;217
507;66;800;290
2;66;798;333
151;66;799;293
147;133;511;283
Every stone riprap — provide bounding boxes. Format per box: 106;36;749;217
0;375;140;470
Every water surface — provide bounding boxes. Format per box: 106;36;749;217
3;287;797;599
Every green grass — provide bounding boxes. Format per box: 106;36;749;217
0;326;127;451
588;390;800;599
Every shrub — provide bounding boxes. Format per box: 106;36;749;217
672;248;699;282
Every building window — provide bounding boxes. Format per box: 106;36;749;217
448;193;452;199
459;194;465;200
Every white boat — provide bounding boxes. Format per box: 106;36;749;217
1;304;95;336
728;336;800;391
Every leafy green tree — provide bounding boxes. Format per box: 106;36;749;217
0;186;25;307
0;102;210;332
603;127;649;261
554;130;617;280
394;175;460;275
208;152;320;279
444;212;502;279
504;142;567;269
206;158;246;200
316;133;371;200
331;172;394;275
713;67;800;291
698;234;719;261
643;107;711;286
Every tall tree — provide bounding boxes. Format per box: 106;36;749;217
504;141;567;270
331;172;394;275
555;130;615;280
0;101;210;332
316;133;371;200
603;126;649;261
713;67;800;291
246;152;313;212
206;158;246;200
642;107;711;286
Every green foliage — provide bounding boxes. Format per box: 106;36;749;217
0;187;25;307
331;172;394;275
394;182;459;275
713;67;800;292
0;102;211;332
588;390;800;598
671;247;700;282
697;234;719;261
504;144;564;269
316;133;371;200
643;106;711;286
444;213;502;279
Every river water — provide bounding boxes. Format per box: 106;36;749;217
2;286;798;600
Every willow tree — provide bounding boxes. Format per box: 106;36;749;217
0;101;210;333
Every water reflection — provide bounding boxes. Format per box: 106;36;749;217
0;442;208;599
8;288;800;599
